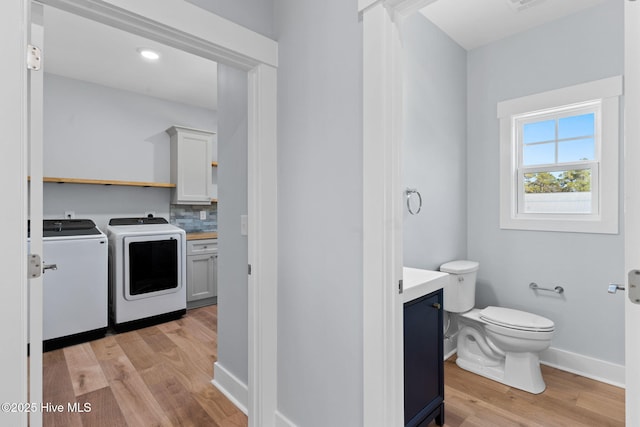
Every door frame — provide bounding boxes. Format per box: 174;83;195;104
2;1;278;426
624;1;640;425
362;1;638;426
0;1;30;425
361;1;435;425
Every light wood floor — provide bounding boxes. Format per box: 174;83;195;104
42;306;625;426
442;356;625;427
42;305;247;427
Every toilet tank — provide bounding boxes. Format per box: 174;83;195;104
440;260;479;313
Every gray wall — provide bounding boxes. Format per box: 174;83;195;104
43;73;216;230
190;0;274;401
185;0;274;38
215;64;249;385
467;0;625;364
402;14;467;271
274;0;363;425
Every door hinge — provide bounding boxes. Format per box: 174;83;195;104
27;44;42;70
399;279;403;294
248;264;252;275
28;254;42;279
629;270;640;304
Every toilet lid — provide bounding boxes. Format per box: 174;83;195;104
480;306;554;332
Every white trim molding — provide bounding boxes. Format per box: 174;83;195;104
361;1;435;426
213;362;249;415
624;0;640;425
41;0;277;69
275;411;298;427
247;63;279;427
0;1;29;425
541;347;625;389
498;76;622;234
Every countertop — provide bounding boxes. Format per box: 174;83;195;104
402;267;449;303
186;232;218;241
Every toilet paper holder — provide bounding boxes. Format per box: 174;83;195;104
529;282;564;294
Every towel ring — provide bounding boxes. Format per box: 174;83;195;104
406;188;422;215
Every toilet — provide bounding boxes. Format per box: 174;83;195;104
440;260;554;394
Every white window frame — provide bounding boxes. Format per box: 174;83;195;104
498;76;622;234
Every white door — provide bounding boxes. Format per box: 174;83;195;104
0;1;43;426
0;0;29;425
624;1;640;425
28;4;45;427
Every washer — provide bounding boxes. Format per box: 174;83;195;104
107;217;186;330
41;219;108;349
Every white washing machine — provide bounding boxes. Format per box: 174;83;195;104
41;219;108;349
107;217;186;330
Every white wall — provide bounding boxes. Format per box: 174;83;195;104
467;1;625;365
402;14;467;270
216;64;249;385
42;73;216;230
274;0;363;425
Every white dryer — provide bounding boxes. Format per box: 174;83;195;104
107;217;186;330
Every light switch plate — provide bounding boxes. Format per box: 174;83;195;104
200;210;207;220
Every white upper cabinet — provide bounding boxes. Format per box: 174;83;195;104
167;126;215;205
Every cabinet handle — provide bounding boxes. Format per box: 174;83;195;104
432;303;441;310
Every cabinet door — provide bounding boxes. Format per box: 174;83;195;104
404;290;443;427
186;253;217;301
168;126;214;205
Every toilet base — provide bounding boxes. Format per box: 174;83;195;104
456;324;547;394
456;352;546;394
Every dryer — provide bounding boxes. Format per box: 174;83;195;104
107;217;186;330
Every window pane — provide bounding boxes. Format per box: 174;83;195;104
523;142;554;165
523;119;555;144
558;113;594;140
523;169;592;214
558;138;594;163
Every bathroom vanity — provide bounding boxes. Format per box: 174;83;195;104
403;267;448;427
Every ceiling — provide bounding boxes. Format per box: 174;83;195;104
43;0;610;106
420;0;609;51
43;6;218;111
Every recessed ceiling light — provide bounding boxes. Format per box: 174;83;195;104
137;48;160;61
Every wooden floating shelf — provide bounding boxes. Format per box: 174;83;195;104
40;176;176;188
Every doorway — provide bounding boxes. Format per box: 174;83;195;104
5;1;278;426
361;0;635;426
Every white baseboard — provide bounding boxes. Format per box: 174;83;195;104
444;348;457;361
275;410;297;427
540;347;625;389
212;362;249;415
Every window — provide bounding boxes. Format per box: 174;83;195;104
498;77;621;234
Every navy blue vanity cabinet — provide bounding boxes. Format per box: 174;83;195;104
404;289;444;427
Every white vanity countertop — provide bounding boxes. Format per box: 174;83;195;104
402;267;449;303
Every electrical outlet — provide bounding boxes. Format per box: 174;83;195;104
200;210;207;220
64;211;75;219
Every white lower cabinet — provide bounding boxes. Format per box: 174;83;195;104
186;239;218;308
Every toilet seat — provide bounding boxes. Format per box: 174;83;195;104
479;306;554;332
